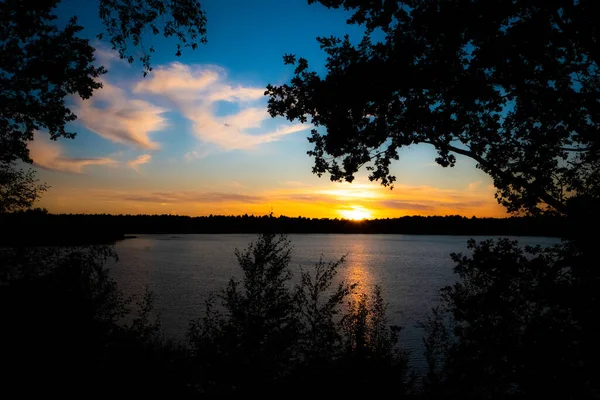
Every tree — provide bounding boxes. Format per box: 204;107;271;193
187;233;299;395
294;255;356;362
187;233;410;397
1;0;207;164
420;238;600;399
266;0;600;216
0;161;48;212
0;243;192;397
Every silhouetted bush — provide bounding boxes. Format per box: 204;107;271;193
188;232;411;397
0;245;192;398
420;238;599;399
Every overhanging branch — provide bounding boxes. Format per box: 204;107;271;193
422;140;569;215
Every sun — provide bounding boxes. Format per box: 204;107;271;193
339;206;373;220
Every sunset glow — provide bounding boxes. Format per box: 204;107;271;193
339;206;374;220
29;0;509;219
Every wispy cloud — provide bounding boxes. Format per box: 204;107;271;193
263;180;506;217
102;190;264;204
282;181;309;187
184;150;212;161
93;42;124;68
467;181;482;190
128;154;152;171
378;200;435;211
74;80;168;149
134;62;307;151
29;134;115;173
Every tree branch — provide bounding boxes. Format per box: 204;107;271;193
553;9;600;70
560;147;589;152
421;140;569;215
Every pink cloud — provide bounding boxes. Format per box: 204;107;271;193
74;80;168;149
128;154;152;171
29;135;115;173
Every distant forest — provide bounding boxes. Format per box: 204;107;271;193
1;210;567;246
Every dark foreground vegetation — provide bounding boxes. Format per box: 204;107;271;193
1;233;410;397
0;210;566;245
2;228;598;398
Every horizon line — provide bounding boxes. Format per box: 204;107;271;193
6;211;549;220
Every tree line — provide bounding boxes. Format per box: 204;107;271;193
0;211;567;245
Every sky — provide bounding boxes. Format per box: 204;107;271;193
30;0;508;219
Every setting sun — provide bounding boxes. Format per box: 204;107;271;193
339;206;373;220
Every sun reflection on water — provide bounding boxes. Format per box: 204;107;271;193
342;240;375;302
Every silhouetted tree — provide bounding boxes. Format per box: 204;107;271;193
188;233;411;397
268;6;600;393
294;255;356;362
421;238;599;399
0;245;191;397
188;233;299;395
342;286;402;362
0;161;47;212
338;285;411;397
266;0;599;217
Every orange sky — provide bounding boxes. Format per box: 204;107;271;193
37;177;507;219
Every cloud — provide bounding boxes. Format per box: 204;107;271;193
128;154;151;171
93;43;123;68
445;200;487;210
115;191;264;204
261;180;506;217
467;181;482;190
227;181;246;188
29;135;115;173
378;200;435;211
282;181;309;187
74;80;168;149
184;150;211;161
134;62;308;150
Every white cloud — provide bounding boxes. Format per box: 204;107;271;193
29;134;115;173
184;149;212;161
282;181;309;187
128;154;151;171
74;80;168;149
467;181;482;190
93;43;123;68
134;62;307;151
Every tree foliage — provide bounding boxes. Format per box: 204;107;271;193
187;233;299;395
0;244;191;397
266;0;600;216
0;0;105;163
97;0;207;75
341;285;403;365
0;0;207;164
187;233;409;396
0;161;48;212
421;238;599;399
294;255;356;361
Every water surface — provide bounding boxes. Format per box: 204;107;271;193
111;234;560;368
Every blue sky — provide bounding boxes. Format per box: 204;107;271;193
31;0;505;218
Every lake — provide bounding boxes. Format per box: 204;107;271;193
110;233;560;369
